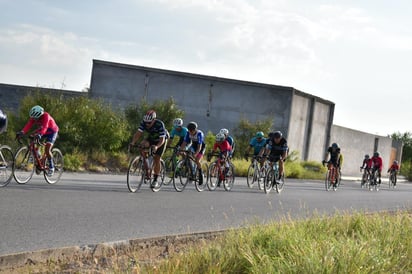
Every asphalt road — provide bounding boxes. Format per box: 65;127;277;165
0;173;411;256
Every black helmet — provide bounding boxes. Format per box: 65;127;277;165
187;121;197;131
273;131;282;139
331;143;339;149
374;151;380;157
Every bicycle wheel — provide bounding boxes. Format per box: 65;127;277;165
223;164;235;191
13;146;35;184
127;156;144;193
361;172;367;188
275;173;285;193
163;156;175;185
207;162;219;191
325;170;332;191
264;169;274;194
151;159;165;192
195;161;208;192
389;173;395;189
0;145;14;187
258;166;266;190
44;148;64;184
246;164;257;188
174;160;189;192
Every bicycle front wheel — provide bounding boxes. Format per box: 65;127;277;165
195;162;208;192
151;159;165;192
44;148;64;184
207;162;219;191
325;170;332;191
223;164;235;191
246;164;256;188
163;156;175;185
127;156;144;193
264;169;274;194
0;145;14;187
174;160;189;192
13;146;35;184
275;173;285;193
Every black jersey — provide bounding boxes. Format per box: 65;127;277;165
138;119;168;142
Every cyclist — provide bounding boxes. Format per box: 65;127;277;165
130;110;168;188
219;128;235;157
371;151;383;185
0;108;7;134
16;105;59;176
180;121;206;185
211;132;232;183
259;131;288;180
387;160;400;186
360;154;372;172
244;131;267;167
323;142;341;185
167;118;188;148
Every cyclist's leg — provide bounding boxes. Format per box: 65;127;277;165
44;132;58;175
152;141;166;177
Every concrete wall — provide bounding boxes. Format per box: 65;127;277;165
90;59;299;135
0;83;85;112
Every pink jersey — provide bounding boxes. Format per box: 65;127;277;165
213;140;232;153
22;112;59;136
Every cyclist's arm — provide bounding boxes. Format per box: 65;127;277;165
130;129;143;146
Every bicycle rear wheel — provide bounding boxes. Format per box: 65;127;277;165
223;164;235;191
151;159;165;192
264;169;274;194
325;170;332;191
174;160;189;192
163;156;175;185
13;146;35;184
127;156;144;192
0;145;14;187
207;162;219;191
44;148;64;184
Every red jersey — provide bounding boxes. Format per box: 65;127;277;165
213;140;232;153
371;156;383;171
362;158;372;169
388;163;399;171
22;112;59;136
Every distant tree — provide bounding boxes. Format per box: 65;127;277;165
390;131;412;161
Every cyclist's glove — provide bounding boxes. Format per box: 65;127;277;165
16;131;24;139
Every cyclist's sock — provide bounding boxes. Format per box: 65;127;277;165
198;168;203;185
48;158;54;169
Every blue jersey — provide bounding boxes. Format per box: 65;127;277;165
170;126;188;139
249;137;267;155
184;129;206;151
227;135;235;150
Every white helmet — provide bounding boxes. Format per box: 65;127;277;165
219;128;229;136
215;132;225;142
173;118;183;127
29;105;44;119
143;110;156;123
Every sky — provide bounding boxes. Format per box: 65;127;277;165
1;0;411;136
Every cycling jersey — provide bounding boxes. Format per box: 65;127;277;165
213;140;232;154
327;146;341;166
361;158;373;169
265;137;288;156
249;137;267;155
388;163;399;171
226;135;235;150
138;119;168;143
170;126;188;139
371;156;383;171
184;129;206;153
22;112;59;136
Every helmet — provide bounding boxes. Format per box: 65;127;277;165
273;131;282;139
219;128;229;136
29;105;44;119
256;131;264;138
215;132;225;142
143;110;156;123
331;143;339;149
393;160;398;164
0;109;7;132
187;121;197;131
364;154;370;159
374;151;380;157
173;118;183;127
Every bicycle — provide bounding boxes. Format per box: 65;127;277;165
388;169;397;189
246;154;268;190
323;161;340;191
207;152;235;191
0;143;14;187
369;167;380;191
127;145;165;193
173;149;208;192
263;158;285;194
13;135;64;184
360;167;371;189
163;146;180;185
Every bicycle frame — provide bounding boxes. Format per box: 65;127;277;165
173;149;207;192
207;152;234;191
